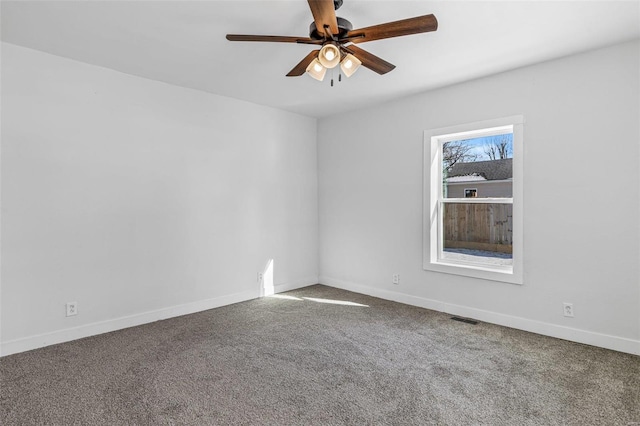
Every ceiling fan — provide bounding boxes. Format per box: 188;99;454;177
226;0;438;82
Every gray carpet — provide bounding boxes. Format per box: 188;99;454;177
1;285;639;425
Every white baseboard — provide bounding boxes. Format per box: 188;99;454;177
7;275;635;357
319;276;640;356
1;276;319;357
274;275;318;293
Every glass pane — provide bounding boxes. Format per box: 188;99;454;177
441;202;513;266
443;134;513;198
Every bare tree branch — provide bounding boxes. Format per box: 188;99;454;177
443;141;478;172
483;135;512;160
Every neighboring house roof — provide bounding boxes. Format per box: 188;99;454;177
447;158;512;181
446;175;486;182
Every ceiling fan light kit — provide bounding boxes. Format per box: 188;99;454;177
226;0;438;84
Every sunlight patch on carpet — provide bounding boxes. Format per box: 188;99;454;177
268;294;303;301
302;297;369;307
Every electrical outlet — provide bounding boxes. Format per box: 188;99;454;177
258;272;263;283
392;274;400;285
563;302;574;317
66;302;78;317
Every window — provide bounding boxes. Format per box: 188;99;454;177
423;116;523;284
464;188;478;198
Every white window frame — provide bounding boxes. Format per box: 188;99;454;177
423;116;524;285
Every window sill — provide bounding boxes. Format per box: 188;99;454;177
423;260;523;285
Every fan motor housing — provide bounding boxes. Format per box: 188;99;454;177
309;17;353;40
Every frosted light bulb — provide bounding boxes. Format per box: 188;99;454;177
314;63;323;72
318;44;340;68
340;54;361;78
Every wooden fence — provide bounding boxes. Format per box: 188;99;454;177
443;203;513;254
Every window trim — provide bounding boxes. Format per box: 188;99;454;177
423;116;524;285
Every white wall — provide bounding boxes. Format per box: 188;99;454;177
318;40;640;354
0;43;319;355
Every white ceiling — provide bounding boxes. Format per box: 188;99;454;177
2;1;639;118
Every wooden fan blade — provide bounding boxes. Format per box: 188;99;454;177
286;50;320;77
307;0;339;36
226;34;317;44
343;45;396;75
345;14;438;44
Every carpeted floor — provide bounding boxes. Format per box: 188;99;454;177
1;284;639;425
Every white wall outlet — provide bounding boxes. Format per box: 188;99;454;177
258;272;263;283
392;274;400;285
66;302;78;317
563;302;574;317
